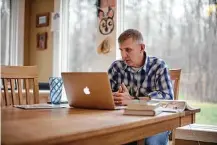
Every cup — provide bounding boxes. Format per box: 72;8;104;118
49;77;63;104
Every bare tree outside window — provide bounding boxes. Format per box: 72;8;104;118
119;0;217;125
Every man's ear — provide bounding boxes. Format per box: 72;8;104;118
141;44;145;52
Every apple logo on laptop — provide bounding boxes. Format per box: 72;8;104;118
83;86;90;95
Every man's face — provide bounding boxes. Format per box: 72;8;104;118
119;38;144;67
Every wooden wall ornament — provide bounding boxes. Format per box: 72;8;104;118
98;6;114;35
37;32;48;50
36;12;50;27
97;37;112;54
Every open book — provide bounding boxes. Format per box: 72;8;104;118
151;99;198;113
124;99;198;116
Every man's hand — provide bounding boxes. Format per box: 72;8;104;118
113;83;134;105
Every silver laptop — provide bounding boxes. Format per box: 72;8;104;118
61;72;126;110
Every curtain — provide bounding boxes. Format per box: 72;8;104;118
0;0;10;65
118;0;217;103
0;0;24;66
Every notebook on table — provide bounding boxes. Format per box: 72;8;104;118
123;108;162;116
14;104;68;109
123;100;162;116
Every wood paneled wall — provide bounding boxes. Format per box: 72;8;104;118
24;0;54;82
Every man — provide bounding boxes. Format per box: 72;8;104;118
108;29;173;145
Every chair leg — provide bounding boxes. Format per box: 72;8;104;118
137;139;144;145
169;131;173;141
172;129;175;145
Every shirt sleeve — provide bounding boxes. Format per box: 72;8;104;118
148;64;174;100
108;63;119;92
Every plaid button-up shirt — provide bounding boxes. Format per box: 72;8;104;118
108;55;174;100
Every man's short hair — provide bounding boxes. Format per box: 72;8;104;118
118;29;143;44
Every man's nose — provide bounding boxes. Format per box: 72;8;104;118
121;51;127;59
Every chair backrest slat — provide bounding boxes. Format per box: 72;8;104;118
1;66;39;106
33;78;39;104
10;79;16;105
25;79;30;104
1;91;5;106
169;69;181;100
3;79;10;105
17;79;23;105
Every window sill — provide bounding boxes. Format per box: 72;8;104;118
175;124;217;143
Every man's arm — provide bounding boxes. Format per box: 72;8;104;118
108;64;119;92
108;63;134;105
148;66;174;100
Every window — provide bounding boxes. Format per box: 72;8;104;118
0;0;25;66
117;0;217;125
54;0;98;76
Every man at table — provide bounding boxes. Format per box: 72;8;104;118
108;29;174;145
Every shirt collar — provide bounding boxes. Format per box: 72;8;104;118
123;52;149;72
142;52;149;72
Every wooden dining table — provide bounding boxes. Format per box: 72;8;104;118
1;106;200;145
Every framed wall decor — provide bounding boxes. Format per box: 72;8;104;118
36;12;50;27
37;32;47;50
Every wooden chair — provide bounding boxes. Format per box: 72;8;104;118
169;69;182;100
1;66;39;106
169;68;182;145
137;69;182;145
